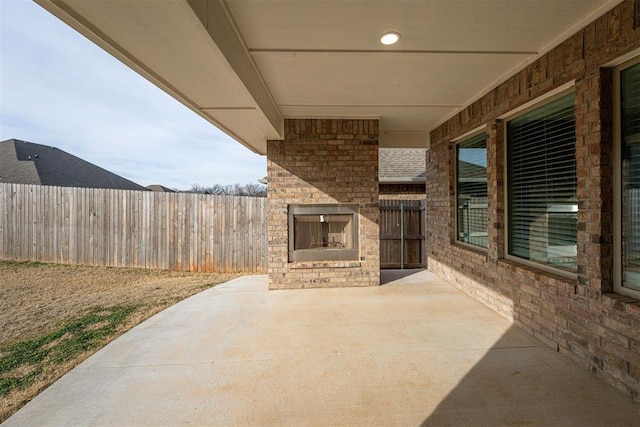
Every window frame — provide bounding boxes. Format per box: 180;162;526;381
454;130;489;251
613;55;640;299
502;86;578;279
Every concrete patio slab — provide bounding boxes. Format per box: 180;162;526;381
4;270;640;426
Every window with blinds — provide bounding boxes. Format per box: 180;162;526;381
507;93;577;272
621;62;640;291
456;133;488;248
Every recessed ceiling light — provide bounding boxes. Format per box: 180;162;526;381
380;32;400;45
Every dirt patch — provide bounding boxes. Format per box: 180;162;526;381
1;364;37;379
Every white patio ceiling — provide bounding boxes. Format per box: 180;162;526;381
36;0;622;154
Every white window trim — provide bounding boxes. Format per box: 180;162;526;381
498;81;575;121
451;124;487;143
613;55;640;299
502;87;578;280
453;129;489;252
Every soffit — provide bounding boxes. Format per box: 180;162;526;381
227;0;618;149
36;0;622;154
231;0;604;52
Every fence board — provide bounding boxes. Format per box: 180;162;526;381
0;183;267;273
379;199;426;268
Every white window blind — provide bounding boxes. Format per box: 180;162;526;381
507;93;577;272
456;133;488;248
621;62;640;291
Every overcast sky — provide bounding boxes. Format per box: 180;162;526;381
0;0;267;190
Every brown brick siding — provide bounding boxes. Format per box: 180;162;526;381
267;119;380;289
428;0;640;398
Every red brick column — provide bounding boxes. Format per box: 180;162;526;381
575;68;614;295
487;120;505;263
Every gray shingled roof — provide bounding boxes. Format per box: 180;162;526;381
378;148;426;183
147;184;176;192
0;139;147;191
457;160;487;182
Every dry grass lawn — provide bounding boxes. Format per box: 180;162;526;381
0;261;240;422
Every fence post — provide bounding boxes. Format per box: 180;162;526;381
400;202;404;270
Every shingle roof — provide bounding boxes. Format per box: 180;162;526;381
146;184;176;192
457;160;487;182
378;148;426;183
0;139;147;191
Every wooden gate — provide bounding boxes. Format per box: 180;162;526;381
379;199;426;269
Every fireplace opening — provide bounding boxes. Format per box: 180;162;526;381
288;204;359;262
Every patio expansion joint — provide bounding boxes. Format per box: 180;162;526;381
488;344;543;351
82;348;523;370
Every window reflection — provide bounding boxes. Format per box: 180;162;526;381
457;134;488;248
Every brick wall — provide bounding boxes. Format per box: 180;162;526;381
428;0;640;398
267;119;380;289
379;183;426;201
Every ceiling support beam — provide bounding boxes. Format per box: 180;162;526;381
187;0;283;141
379;132;429;149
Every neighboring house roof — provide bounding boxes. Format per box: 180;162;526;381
259;149;427;186
0;139;147;191
457;160;487;183
379;148;426;184
147;185;176;193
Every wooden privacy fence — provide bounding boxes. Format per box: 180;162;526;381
379;199;426;268
0;183;267;272
0;183;427;272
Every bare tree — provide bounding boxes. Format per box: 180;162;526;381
186;183;266;197
243;183;267;197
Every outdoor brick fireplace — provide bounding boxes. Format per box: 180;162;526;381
267;119;380;289
289;203;359;262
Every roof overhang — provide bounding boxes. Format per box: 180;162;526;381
35;0;623;155
35;0;283;154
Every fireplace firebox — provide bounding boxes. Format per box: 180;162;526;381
288;204;359;262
